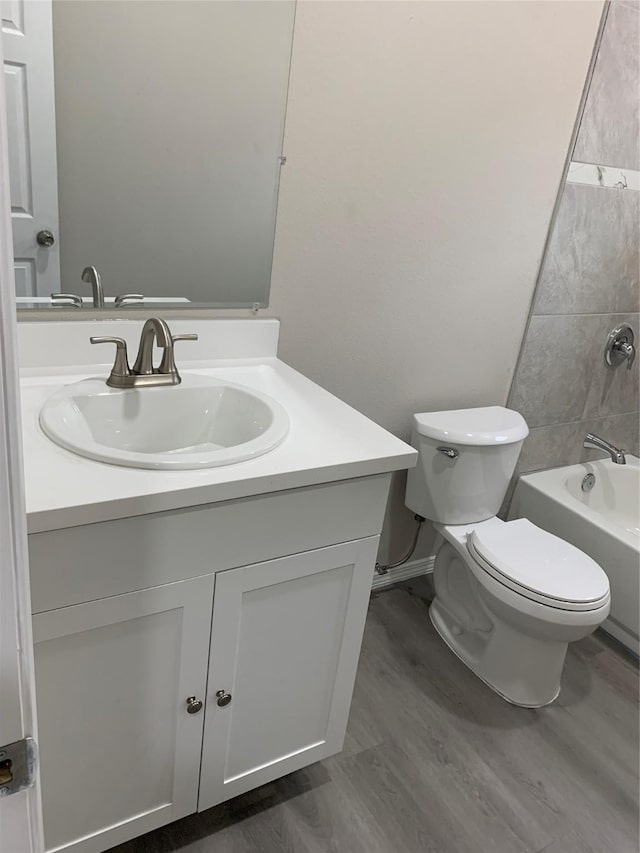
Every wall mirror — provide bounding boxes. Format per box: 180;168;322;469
3;0;295;310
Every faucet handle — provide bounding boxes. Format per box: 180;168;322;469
90;336;131;379
114;293;144;308
624;343;636;370
171;333;198;343
51;293;83;308
158;333;198;377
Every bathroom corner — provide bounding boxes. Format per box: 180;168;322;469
507;0;640;484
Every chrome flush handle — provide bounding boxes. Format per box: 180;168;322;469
437;446;459;459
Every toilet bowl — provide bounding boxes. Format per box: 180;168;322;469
405;406;611;707
430;517;610;707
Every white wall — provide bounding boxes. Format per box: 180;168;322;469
267;0;604;561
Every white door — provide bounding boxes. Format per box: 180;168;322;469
0;20;43;852
2;0;59;297
198;537;379;811
33;574;214;853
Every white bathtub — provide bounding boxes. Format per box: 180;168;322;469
510;455;639;655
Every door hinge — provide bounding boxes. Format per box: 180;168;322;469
0;738;37;797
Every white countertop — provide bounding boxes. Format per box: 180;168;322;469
21;357;416;533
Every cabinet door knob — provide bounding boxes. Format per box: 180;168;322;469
186;696;203;714
216;690;232;707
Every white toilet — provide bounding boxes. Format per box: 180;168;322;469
405;406;610;708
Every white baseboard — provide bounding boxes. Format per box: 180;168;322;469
371;555;435;591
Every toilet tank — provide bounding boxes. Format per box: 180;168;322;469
405;406;529;524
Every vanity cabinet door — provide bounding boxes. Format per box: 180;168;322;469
198;536;379;811
33;574;214;853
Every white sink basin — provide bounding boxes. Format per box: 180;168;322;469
39;374;290;470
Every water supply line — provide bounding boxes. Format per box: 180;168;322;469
375;514;425;575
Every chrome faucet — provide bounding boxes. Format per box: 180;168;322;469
583;433;626;465
81;266;105;308
90;318;197;388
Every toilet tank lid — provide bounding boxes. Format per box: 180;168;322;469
412;407;529;446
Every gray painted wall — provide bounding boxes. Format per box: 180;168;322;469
508;1;640;485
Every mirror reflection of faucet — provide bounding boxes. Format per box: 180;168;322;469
81;266;104;307
604;323;636;370
114;293;144;307
50;266;145;308
50;293;83;308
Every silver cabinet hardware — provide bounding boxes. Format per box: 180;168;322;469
437;446;459;459
0;738;37;797
186;696;203;715
36;229;55;247
605;324;636;370
216;689;232;707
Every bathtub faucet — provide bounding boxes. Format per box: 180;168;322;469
583;433;626;465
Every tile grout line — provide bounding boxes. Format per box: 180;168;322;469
529;312;640;319
528;411;640;431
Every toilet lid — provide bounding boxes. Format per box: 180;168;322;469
467;518;610;609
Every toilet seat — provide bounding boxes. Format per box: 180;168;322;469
466;518;610;612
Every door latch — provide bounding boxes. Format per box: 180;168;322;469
0;738;37;797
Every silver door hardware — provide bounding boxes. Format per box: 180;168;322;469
605;324;636;370
36;229;55;247
437;447;459;459
186;696;203;714
216;690;232;707
0;738;37;797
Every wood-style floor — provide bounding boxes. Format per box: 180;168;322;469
112;578;639;853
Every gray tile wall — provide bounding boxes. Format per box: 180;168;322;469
507;1;640;485
573;1;640;170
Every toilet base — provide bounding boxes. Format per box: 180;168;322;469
429;597;564;708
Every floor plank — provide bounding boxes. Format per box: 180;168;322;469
110;579;639;853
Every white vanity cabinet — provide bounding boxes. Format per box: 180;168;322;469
199;537;378;809
27;477;390;853
32;575;214;853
